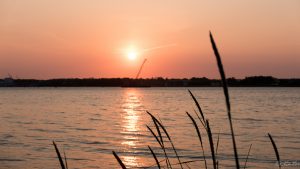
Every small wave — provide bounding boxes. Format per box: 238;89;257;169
233;117;265;122
83;141;108;145
0;158;25;162
89;118;102;121
16;121;33;124
28;128;65;133
66;158;90;161
1;134;14;139
73;128;96;131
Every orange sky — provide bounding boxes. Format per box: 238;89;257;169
0;1;299;79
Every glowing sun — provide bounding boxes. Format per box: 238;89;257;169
127;51;137;60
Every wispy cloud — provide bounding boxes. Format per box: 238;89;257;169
141;43;177;52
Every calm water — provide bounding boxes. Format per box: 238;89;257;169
0;87;299;169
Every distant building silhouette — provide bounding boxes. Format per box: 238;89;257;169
0;74;14;86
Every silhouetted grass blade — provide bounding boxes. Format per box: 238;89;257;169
209;32;230;112
148;146;161;169
185;163;192;169
146;125;171;169
188;89;206;123
112;151;127;169
206;120;217;169
193;109;206;127
150;118;172;169
209;31;240;169
215;131;220;168
186;112;203;146
216;131;220;156
243;144;252;169
146;125;162;147
146;111;171;140
64;150;68;169
146;111;183;169
52;141;66;169
268;133;281;169
152;116;164;147
186;112;207;169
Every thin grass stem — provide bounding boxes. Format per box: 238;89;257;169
188;89;206;123
112;151;127;169
63;150;68;169
146;111;183;169
146;125;172;169
243;144;252;169
148;146;161;169
206;120;217;169
186;111;207;169
210;31;240;169
268;133;281;169
216;130;220;155
52;141;66;169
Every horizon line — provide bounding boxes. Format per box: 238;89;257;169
2;75;300;80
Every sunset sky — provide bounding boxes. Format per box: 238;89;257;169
0;0;299;79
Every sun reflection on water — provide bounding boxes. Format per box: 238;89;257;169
121;89;143;167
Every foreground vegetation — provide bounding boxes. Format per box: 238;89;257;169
52;32;282;169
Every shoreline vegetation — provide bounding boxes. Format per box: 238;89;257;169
51;32;284;168
0;76;300;87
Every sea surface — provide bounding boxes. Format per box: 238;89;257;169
0;87;299;169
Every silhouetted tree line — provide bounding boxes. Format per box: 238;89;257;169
0;76;299;87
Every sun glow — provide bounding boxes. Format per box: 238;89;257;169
127;51;137;60
126;46;139;61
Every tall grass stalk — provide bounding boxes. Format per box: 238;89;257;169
151;118;172;169
146;111;183;169
185;163;192;169
52;141;66;169
188;89;206;124
268;133;281;169
209;31;240;169
215;131;220;169
215;131;220;156
186;111;207;169
112;151;127;169
146;125;172;168
63;150;68;169
243;144;252;169
148;146;161;169
146;125;162;147
153;118;164;146
193;109;206;128
206;120;217;169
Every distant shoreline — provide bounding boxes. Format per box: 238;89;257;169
1;76;300;87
